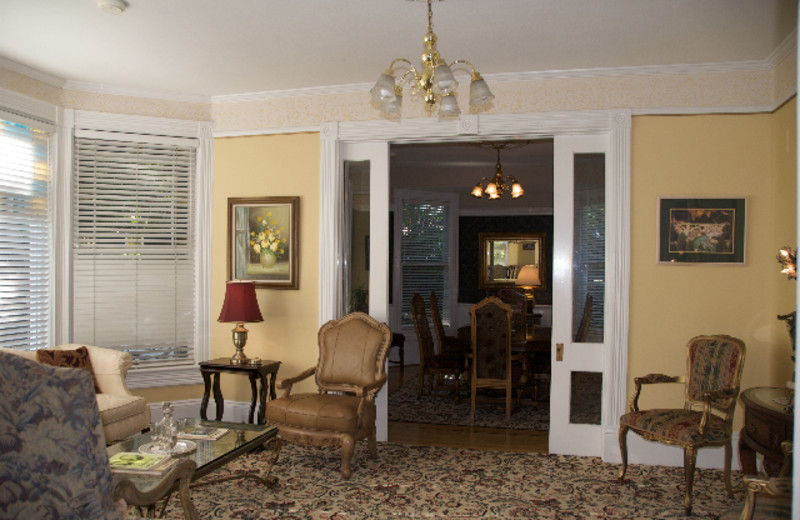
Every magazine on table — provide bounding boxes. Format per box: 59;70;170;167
178;425;229;440
108;452;177;475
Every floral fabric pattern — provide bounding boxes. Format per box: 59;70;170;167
0;352;118;519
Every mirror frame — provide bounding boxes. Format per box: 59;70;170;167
479;232;547;290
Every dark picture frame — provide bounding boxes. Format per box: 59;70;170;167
658;197;746;264
227;196;299;289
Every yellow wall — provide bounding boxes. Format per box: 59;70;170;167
629;100;797;416
130;103;797;427
136;132;322;404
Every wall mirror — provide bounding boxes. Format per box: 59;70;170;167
479;233;546;289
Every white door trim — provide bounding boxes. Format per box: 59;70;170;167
320;110;631;457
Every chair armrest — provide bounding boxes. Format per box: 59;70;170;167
738;474;792;520
698;386;739;434
111;458;199;519
629;373;684;411
277;366;316;396
356;374;387;398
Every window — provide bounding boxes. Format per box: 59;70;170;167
395;191;458;328
68;111;212;386
0;116;52;350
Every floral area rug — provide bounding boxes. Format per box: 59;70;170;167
388;373;550;430
161;442;742;519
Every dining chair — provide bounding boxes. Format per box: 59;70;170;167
411;292;465;400
469;296;524;421
617;334;746;515
495;288;528;344
430;291;470;357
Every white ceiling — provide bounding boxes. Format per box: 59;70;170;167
0;0;796;99
1;0;795;212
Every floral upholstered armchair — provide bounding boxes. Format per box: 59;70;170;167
617;334;746;516
0;351;197;519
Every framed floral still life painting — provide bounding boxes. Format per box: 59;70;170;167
658;197;746;264
228;197;299;289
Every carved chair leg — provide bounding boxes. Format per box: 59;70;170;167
470;382;477;423
368;427;377;459
617;425;629;483
723;440;733;497
683;447;697;516
340;435;355;479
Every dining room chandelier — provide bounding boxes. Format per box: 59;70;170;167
369;0;495;117
470;143;524;200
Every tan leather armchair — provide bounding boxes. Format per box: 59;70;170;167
265;312;391;478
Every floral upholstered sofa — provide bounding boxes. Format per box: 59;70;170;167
0;344;150;443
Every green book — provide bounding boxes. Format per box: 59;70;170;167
108;452;169;471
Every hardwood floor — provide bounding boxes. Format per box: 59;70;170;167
387;365;548;453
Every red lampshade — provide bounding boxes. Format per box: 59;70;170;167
218;281;263;323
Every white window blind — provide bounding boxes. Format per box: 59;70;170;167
72;134;197;368
399;201;450;328
0;118;51;350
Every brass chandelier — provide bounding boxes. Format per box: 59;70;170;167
470;143;524;200
370;0;495;117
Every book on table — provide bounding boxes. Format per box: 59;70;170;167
108;452;176;475
178;426;228;440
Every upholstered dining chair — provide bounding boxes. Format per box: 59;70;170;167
495;288;528;344
430;291;470;357
0;351;198;519
265;312;391;478
469;296;524;421
411;292;465;399
617;334;746;516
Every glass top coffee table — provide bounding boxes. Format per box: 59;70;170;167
108;419;281;515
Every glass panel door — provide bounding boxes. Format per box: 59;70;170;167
550;135;609;456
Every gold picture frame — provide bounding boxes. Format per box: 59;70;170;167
227;196;299;289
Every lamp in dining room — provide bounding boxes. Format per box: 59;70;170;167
515;264;541;311
218;280;263;365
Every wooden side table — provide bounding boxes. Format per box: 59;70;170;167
199;358;281;425
738;386;793;476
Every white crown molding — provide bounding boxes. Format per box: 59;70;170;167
766;29;797;69
63;80;211;104
209;57;779;106
211;82;372;104
214;125;321;138
0;56;66;88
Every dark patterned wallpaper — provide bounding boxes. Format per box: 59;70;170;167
458;215;554;304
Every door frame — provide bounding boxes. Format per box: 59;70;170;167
319;111;631;462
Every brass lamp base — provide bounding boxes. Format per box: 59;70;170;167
230;323;249;365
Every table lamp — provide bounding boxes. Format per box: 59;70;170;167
515;264;541;311
218;280;263;365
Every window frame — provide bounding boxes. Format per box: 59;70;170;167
63;110;212;388
392;189;459;332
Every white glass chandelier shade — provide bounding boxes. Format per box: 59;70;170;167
469;75;495;107
370;0;494;118
438;93;461;117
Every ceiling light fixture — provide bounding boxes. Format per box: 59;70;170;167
97;0;128;15
470;143;524;200
370;0;494;118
